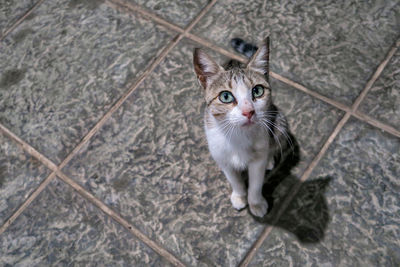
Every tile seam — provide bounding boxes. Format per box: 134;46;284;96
0;124;186;266
0;124;59;235
0;0;46;42
351;38;399;112
0;125;185;266
239;36;399;267
56;172;186;267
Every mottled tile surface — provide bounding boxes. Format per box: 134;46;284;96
0;178;170;266
1;0;399;265
0;133;51;226
126;0;208;27
0;0;173;164
250;118;400;266
359;49;400;130
62;38;343;266
192;0;400;105
0;0;38;36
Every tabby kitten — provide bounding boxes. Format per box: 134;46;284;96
193;37;289;217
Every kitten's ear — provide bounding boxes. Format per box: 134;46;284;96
193;48;223;89
247;37;270;82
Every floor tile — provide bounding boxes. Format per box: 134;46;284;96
250;118;400;266
126;0;208;27
0;178;170;266
0;132;51;226
0;0;173;164
192;0;400;105
359;49;400;131
0;0;38;36
63;38;343;265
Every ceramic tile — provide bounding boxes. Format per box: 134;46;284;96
126;0;209;27
250;118;400;266
0;178;171;266
0;0;38;36
192;0;400;105
0;0;173;164
0;132;51;226
359;49;400;131
63;38;343;265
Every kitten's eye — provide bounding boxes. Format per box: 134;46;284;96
252;85;265;99
218;91;235;104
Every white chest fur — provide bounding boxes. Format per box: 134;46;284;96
205;122;270;171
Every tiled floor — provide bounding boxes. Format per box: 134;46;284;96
0;0;399;266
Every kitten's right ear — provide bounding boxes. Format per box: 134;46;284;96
193;48;223;89
247;37;270;82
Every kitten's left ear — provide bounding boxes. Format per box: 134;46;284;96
193;48;223;89
247;37;270;82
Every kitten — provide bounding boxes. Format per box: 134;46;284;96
193;37;290;217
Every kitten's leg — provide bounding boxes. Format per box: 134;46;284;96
222;167;247;210
248;158;269;217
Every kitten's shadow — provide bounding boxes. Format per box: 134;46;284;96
244;132;331;243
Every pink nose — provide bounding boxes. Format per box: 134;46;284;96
242;110;254;120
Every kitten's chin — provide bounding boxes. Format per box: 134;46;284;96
241;120;255;127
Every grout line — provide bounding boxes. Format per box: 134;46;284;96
351;38;399;112
56;172;186;267
353;111;400;138
0;171;56;235
0;123;59;235
0;124;58;171
0;125;185;266
239;38;399;267
269;72;351;112
0;0;46;42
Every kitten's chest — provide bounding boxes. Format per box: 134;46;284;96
206;126;269;169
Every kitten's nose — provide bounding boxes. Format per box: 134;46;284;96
242;110;254;120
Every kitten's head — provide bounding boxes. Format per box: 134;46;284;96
193;38;272;130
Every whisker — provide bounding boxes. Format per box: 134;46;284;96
260;121;283;160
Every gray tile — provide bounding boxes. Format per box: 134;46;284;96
126;0;209;27
0;0;173;164
0;0;38;36
250;118;400;266
0;132;51;226
63;38;343;265
0;178;170;266
359;49;400;131
192;0;400;105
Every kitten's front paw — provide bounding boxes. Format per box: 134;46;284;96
230;192;247;210
249;199;268;217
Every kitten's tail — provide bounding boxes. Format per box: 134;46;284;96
230;38;258;58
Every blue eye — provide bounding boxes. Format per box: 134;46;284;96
252;85;264;99
219;91;235;103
